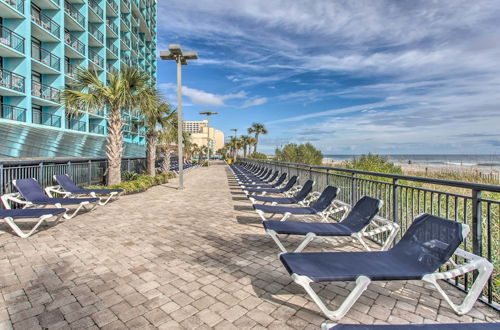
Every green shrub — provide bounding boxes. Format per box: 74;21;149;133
122;171;140;181
87;172;175;194
274;143;323;165
249;152;268;160
342;153;403;174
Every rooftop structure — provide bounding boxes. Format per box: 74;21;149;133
0;0;157;158
184;120;225;152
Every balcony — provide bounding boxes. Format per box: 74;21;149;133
66;117;86;132
64;31;85;58
0;24;25;56
32;108;61;127
121;0;130;13
0;0;24;18
0;68;25;95
0;104;26;122
89;122;105;134
88;48;104;70
65;61;77;79
106;40;118;59
31;43;60;73
106;0;118;16
31;7;60;41
131;14;139;27
106;19;118;37
32;81;60;105
31;0;59;10
88;0;103;22
106;62;118;75
120;13;130;31
64;0;85;31
88;24;104;46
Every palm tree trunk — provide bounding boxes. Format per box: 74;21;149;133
254;134;259;153
162;149;172;173
146;133;156;176
106;106;124;185
243;145;247;158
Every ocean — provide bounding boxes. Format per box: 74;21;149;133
324;154;500;168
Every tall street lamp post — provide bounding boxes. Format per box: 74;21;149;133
230;128;238;160
199;111;218;166
160;44;198;190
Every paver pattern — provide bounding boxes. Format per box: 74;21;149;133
0;162;498;329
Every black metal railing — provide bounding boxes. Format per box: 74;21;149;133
0;68;25;93
66;117;86;132
88;48;104;68
31;43;60;70
31;6;60;38
0;104;26;122
120;13;130;26
64;0;85;27
0;24;25;53
244;158;500;309
106;0;118;13
64;31;85;55
2;0;24;13
31;81;60;102
106;40;118;55
106;19;118;35
88;24;104;44
65;61;77;78
89;0;103;18
32;109;61;127
89;122;105;134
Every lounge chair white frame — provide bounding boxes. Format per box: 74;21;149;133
266;201;400;253
1;211;66;238
2;180;98;219
285;223;493;320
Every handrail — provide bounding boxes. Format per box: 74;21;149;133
64;31;85;55
0;24;25;53
89;122;105;134
0;104;26;122
31;81;60;102
65;61;76;78
31;6;60;38
66;117;86;132
89;0;103;18
2;0;24;13
64;0;85;27
88;24;104;43
0;68;25;93
106;19;118;35
106;40;118;55
88;48;104;68
31;42;61;70
32;109;61;127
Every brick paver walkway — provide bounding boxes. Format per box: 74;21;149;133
0;163;499;329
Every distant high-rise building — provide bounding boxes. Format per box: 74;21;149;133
0;0;157;158
183;120;224;152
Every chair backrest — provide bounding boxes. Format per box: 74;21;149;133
391;214;464;272
282;175;298;191
266;171;278;182
55;174;80;192
310;186;339;211
274;173;287;186
295;180;314;201
13;178;48;202
340;196;381;232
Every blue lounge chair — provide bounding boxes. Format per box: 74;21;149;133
263;196;399;252
243;175;296;196
280;214;493;320
241;172;287;189
0;208;67;238
2;178;99;219
322;323;500;330
249;179;314;205
46;174;124;205
239;170;278;185
254;186;340;221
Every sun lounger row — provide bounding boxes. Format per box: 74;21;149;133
1;175;123;238
229;162;494;322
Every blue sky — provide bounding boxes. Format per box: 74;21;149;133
156;0;500;155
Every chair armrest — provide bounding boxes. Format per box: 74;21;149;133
45;186;70;198
1;193;33;209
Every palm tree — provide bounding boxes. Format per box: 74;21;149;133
227;136;243;161
240;135;255;158
157;109;179;174
62;67;155;185
247;122;268;153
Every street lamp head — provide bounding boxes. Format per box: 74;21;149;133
168;44;182;54
159;50;176;60
199;111;218;116
160;45;198;64
182;51;198;60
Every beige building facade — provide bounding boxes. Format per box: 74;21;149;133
183;120;225;153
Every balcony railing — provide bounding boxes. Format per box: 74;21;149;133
32;109;61;127
0;104;26;122
2;0;24;13
64;31;85;55
89;122;105;134
106;40;118;55
31;43;60;70
66;117;86;132
64;0;85;28
89;0;103;19
120;13;130;26
0;68;25;93
89;24;104;44
106;19;118;35
0;24;24;53
107;0;118;13
65;61;77;78
131;15;139;26
32;81;60;102
120;32;131;47
88;48;104;68
31;7;60;38
106;63;118;75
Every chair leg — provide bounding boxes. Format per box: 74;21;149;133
280;212;291;221
256;210;267;221
3;213;64;238
292;274;371;320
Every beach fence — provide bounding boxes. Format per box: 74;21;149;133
0;157;146;195
244;158;500;311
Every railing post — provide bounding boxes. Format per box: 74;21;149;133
67;160;71;178
39;162;43;182
472;189;483;260
88;160;92;185
0;164;3;196
351;173;356;204
326;169;330;185
309;166;312;180
392;178;399;225
128;158;131;172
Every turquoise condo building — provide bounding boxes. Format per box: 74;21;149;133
0;0;157;158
